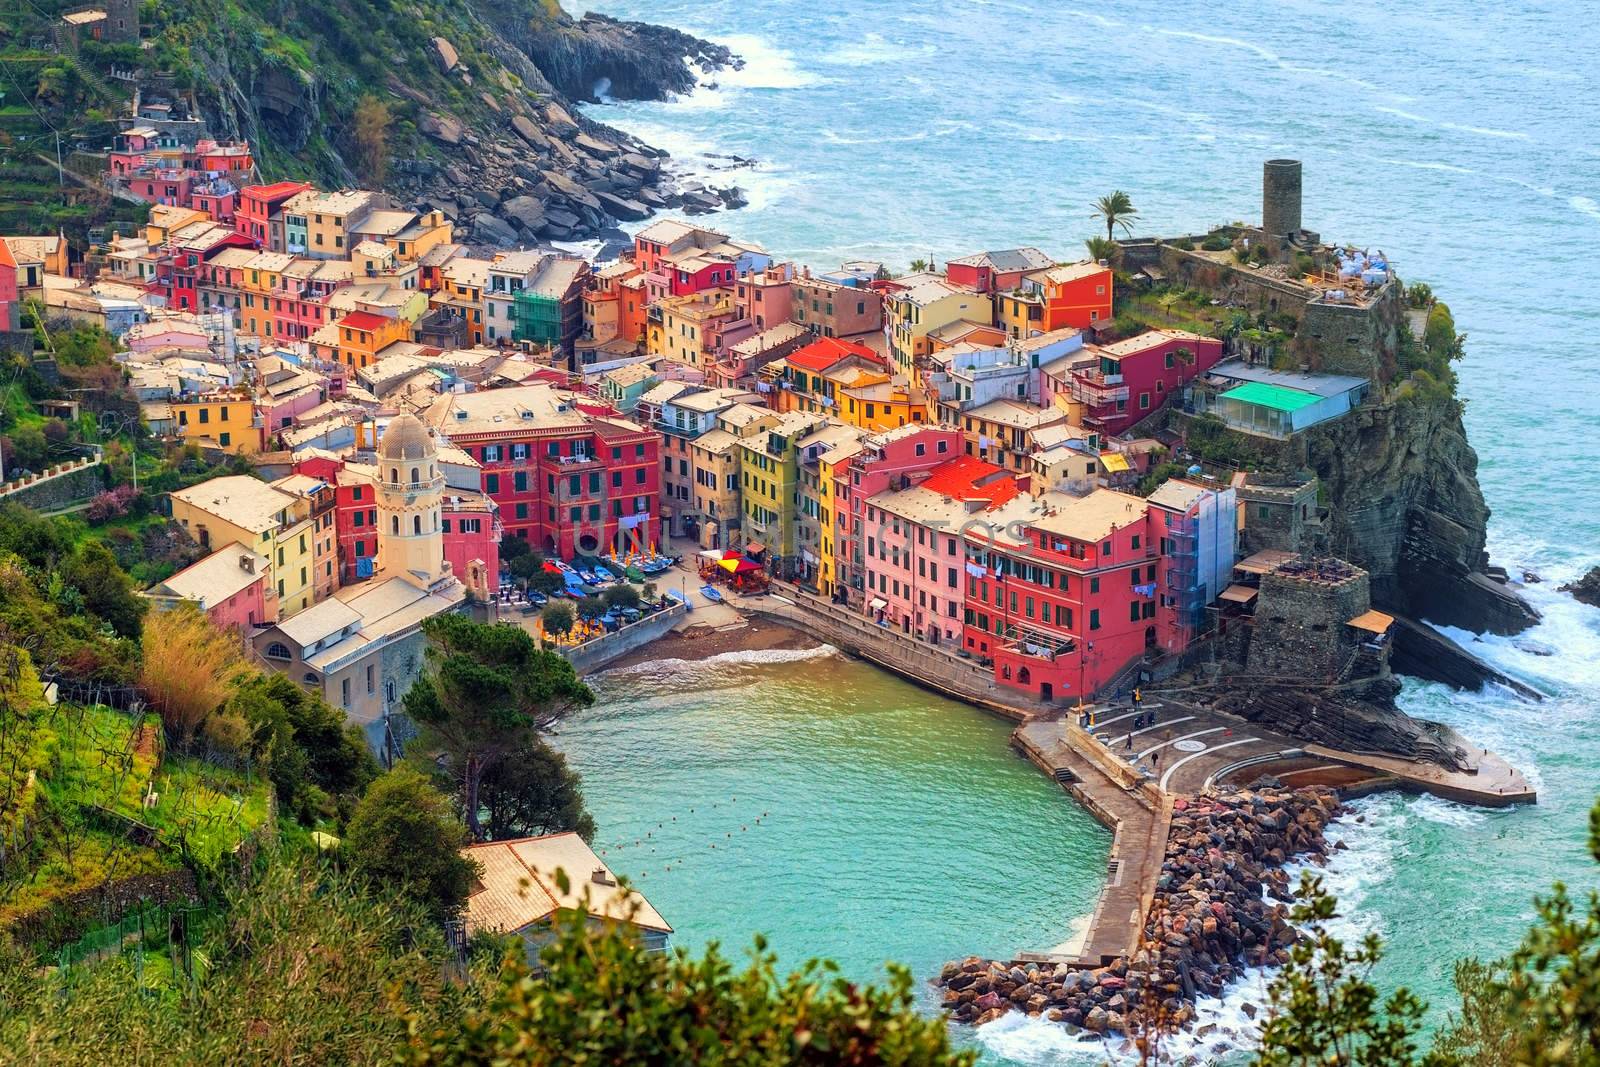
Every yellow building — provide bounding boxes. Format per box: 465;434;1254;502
794;420;863;589
282;189;379;260
646;288;739;369
350;208;453;263
169;475;318;616
738;411;825;566
814;438;863;597
433;256;490;345
884;275;987;385
169;390;259;454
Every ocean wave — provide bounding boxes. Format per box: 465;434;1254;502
820;128;931;145
1374;105;1531;140
1570;195;1600;222
711;34;823;90
817;32;936;66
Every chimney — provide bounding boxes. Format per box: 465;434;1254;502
591;866;615;886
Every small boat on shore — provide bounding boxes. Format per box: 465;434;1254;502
699;584;724;603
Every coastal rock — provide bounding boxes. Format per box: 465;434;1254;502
932;786;1340;1042
510;114;548;149
1558;566;1600;609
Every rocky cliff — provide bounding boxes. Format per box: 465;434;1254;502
141;0;744;243
1303;389;1538;636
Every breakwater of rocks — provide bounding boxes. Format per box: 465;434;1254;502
936;784;1343;1036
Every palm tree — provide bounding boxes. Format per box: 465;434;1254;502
909;258;930;273
1085;236;1117;263
1092;191;1138;242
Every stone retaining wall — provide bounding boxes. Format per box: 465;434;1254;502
561;601;689;676
747;589;1046;721
0;459;105;511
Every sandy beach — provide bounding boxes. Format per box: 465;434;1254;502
604;616;823;670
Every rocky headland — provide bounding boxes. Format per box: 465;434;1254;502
936;785;1342;1039
152;0;749;244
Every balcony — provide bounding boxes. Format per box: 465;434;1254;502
1070;373;1129;407
553;451;604;469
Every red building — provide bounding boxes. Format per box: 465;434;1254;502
962;488;1175;702
235;181;313;253
632;219;762;302
945;247;1055;296
422;384;661;560
1070;330;1223;436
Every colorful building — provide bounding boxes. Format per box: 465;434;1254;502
235;181;312;252
945;247;1055;298
831;424;965;605
282;189;379;259
169;474;319;616
1069;330;1223;436
143;542;276;632
995;261;1114;337
962;489;1175;701
169;389;259;453
647;288;744;370
883;275;987;383
860;455;1022;642
738;410;825;568
422;385;661;559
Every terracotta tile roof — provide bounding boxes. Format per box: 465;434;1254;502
785;336;878;374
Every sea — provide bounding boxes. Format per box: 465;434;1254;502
555;1;1600;1061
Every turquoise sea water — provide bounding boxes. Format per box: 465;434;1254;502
558;2;1600;1060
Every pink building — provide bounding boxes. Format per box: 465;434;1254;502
860;455;1022;644
833;424;965;606
735;262;795;330
145;542;277;632
1070;330;1223;436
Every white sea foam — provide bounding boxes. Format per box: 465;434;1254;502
711;34;823;91
1570;196;1600;222
817;33;936;66
974;798;1408;1063
594;642;841;681
1405;793;1488;829
1374;105;1531;140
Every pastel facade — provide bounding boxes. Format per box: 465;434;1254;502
1070;330;1223;436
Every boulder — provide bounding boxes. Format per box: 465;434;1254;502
574;132;621;158
511;114;548;149
1084;1006;1109;1033
620;152;661;177
430;37;459;74
500;195;546;231
472;214;518;247
420;112;465;147
543;102;580;139
543;170;602;212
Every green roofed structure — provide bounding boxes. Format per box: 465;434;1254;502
1214;383;1335;437
1195;360;1372;438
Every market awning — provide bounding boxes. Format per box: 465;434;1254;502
1218;584;1258;605
869;597;887;611
745;541;766;556
1347;609;1395;634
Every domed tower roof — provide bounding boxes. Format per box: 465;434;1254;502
379;413;435;462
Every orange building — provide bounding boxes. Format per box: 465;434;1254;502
311;309;410;370
997;262;1114;338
